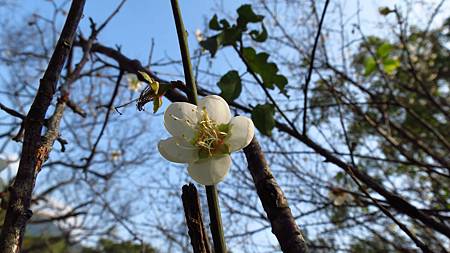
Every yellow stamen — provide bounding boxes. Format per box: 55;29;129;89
193;108;228;157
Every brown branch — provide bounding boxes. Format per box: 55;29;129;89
181;184;212;253
66;98;87;118
0;1;86;252
329;63;450;153
244;138;308;253
0;103;25;120
30;211;87;224
37;0;127;178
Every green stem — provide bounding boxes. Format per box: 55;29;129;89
170;1;227;252
206;185;226;253
170;0;198;105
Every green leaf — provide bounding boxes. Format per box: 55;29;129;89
237;4;264;29
150;80;159;93
260;62;278;89
249;23;268;42
376;43;392;59
378;7;393;16
242;47;288;92
209;15;221;30
152;96;163;113
251;104;275;136
208;15;231;31
383;58;400;74
274;74;288;92
218;70;242;102
219;19;231;29
138;71;152;83
199;36;220;57
335;172;345;182
138;71;159;94
364;57;376;76
219;26;242;46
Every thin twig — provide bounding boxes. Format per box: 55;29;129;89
96;0;128;34
84;71;123;168
302;0;330;135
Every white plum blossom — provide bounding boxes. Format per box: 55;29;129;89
328;188;354;206
158;95;254;185
195;29;205;42
110;150;122;161
127;74;143;92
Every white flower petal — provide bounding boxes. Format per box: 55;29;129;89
197;95;231;124
158;137;198;163
187;155;231;185
164;102;198;141
333;195;346;206
227;116;254;152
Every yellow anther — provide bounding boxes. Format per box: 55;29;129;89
193;109;228;157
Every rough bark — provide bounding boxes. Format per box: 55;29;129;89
244;138;308;253
0;1;86;252
181;184;211;253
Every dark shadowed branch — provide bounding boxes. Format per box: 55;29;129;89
181;184;212;253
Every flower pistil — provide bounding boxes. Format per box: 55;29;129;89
193;109;229;158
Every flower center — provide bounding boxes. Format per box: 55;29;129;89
193;109;229;158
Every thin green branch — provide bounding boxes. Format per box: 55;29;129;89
169;1;227;252
170;0;198;105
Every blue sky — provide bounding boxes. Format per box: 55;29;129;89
21;0;245;67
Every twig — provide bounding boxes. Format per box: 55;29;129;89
96;0;127;34
66;99;87;118
347;169;433;253
83;71;124;168
302;0;330;135
0;103;25;120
